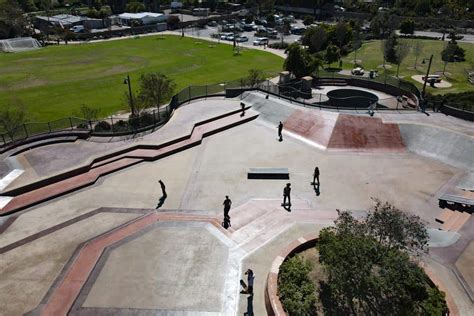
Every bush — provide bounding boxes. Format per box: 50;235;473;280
139;112;155;126
303;15;314;26
93;121;111;132
76;122;89;130
113;120;128;132
278;256;317;315
269;42;289;49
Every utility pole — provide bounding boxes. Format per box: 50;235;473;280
421;54;433;98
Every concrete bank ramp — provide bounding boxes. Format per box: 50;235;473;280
399;124;474;170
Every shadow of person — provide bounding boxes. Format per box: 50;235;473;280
244;295;254;316
155;195;168;209
313;183;320;196
282;204;291;212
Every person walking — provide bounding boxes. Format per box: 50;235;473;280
277;121;283;141
223;196;232;219
240;102;246;116
158;179;167;198
282;183;291;207
313;167;320;185
245;269;255;295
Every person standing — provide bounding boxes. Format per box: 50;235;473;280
283;183;291;207
223;196;232;219
245;269;255;295
313;167;320;185
240;102;246;116
277;121;283;141
159;179;167;198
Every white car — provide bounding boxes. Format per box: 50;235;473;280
235;36;248;42
220;33;233;40
253;37;268;46
351;67;365;76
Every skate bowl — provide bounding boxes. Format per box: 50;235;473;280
326;88;379;108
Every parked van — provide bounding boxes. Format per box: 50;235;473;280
422;74;442;83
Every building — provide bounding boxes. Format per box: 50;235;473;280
118;12;167;26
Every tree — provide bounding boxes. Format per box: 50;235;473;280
284;43;315;79
107;0;127;14
413;41;424;69
0;0;28;39
278;256;317;315
126;1;145;13
333;21;352;49
76;104;100;121
303;15;314;26
244;69;266;88
302;26;328;53
352;29;362;65
317;200;443;315
395;40;411;77
441;36;466;74
399;19;415;36
324;44;341;67
383;32;399;64
0;104;27;140
138;73;176;118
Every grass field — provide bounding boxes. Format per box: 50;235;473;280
341;39;474;95
0;35;283;122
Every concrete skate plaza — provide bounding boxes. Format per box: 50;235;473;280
0;94;473;315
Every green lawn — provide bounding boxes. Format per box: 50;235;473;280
0;35;283;122
341;39;474;95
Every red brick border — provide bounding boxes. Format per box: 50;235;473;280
264;235;459;316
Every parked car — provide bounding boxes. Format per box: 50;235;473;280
253;37;269;46
225;34;235;41
291;26;306;35
422;74;442;83
220;32;233;40
235;35;248;42
242;24;254;31
351;67;365;76
70;25;84;33
207;20;218;27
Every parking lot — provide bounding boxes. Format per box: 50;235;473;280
182;19;304;48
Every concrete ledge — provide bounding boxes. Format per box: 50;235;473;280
247;168;290;180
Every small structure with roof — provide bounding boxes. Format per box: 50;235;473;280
118;12;167;26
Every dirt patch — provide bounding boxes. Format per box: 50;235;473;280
102;65;136;76
0;78;49;91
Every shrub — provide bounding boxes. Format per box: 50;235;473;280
278;256;317;315
139;112;155;126
93;121;111;132
269;42;289;49
303;15;314;26
167;15;180;29
76;122;89;130
113;120;128;132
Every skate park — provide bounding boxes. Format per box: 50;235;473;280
0;88;473;315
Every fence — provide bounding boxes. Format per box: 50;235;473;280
0;75;421;149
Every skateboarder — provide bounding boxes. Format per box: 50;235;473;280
223;196;232;218
245;269;255;295
367;101;376;116
313;167;320;185
277;121;283;141
240;102;246;116
158;179;167;198
282;183;291;207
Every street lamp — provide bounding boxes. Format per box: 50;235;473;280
123;75;136;116
181;11;184;37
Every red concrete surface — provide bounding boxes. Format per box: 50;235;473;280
283;109;337;148
327;114;405;152
37;212;225;315
0;111;258;216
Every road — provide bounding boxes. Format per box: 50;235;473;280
396;30;474;43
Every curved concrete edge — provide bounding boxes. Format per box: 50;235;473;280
265;235;459;316
428;228;461;247
399;124;474;171
265;234;318;316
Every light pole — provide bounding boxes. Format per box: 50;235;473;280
123;75;136;116
181;11;184;37
421;54;434;98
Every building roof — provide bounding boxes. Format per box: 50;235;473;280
35;14;84;25
118;12;164;20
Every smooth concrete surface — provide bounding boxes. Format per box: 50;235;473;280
0;95;472;315
399;124;474;170
0;212;140;316
83;223;229;312
455;241;474;293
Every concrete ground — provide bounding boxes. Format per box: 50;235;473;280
0;95;472;315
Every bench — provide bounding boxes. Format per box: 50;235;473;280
247;168;289;180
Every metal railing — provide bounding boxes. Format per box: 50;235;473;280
0;75;422;148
